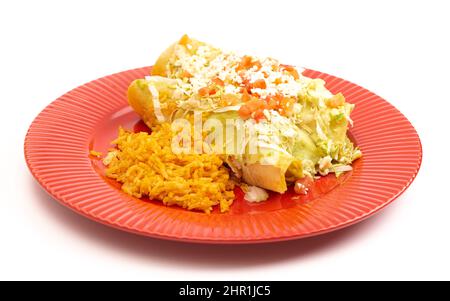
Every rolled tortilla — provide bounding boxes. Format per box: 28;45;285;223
129;35;291;193
152;34;220;78
127;78;179;128
242;163;287;193
151;42;176;77
128;81;290;193
204;112;292;193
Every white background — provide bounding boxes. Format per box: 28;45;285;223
1;0;449;281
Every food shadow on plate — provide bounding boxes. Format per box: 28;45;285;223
31;177;403;269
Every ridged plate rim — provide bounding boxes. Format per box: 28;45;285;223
24;66;422;244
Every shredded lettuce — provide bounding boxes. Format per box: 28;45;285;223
287;77;361;177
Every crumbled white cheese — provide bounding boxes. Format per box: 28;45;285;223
170;42;335;114
224;84;240;94
189;76;210;94
244;185;269;203
277;82;303;97
248;71;266;83
250;87;277;98
319;155;333;170
293;103;302;114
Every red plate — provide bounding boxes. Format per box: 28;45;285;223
24;67;422;244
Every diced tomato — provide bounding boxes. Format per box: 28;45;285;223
179;34;190;46
238;98;268;120
241;89;252;102
264;93;293;116
253;60;262;70
238;71;246;79
236;55;261;71
241;79;253;94
267;96;278;109
252;79;266;89
242;78;265;93
276;98;293;116
273;93;284;103
181;70;193;78
198;87;210;97
238;105;252;119
237;56;253;70
248;99;266;111
270;95;282;108
212;77;224;86
253;108;266;121
281;64;300;79
245;100;259;112
326;93;345;108
221;94;240;106
289;69;299;79
294;177;314;195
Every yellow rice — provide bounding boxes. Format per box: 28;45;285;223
89;150;103;158
104;123;235;213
